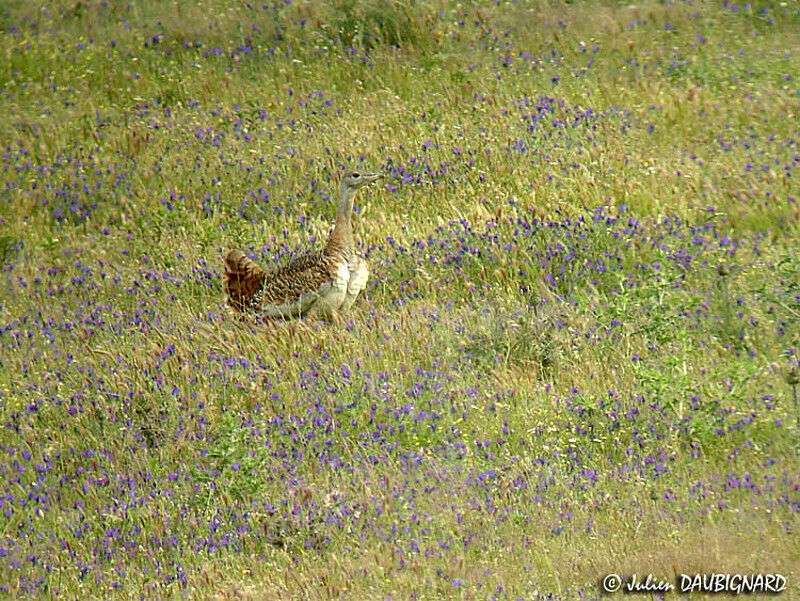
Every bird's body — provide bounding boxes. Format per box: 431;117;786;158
224;171;382;320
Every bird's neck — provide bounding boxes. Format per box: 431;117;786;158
325;186;355;256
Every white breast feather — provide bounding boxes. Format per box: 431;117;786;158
340;256;369;313
313;260;350;317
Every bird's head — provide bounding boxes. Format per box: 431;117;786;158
342;170;383;190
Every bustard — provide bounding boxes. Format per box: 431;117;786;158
224;170;383;320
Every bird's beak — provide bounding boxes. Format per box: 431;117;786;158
362;172;384;184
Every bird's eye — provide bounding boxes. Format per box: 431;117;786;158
351;172;360;178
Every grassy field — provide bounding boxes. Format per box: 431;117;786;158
1;0;799;599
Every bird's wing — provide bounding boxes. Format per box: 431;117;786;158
259;251;341;305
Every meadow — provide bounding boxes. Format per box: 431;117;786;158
1;0;799;599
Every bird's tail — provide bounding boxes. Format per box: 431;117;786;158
224;250;266;312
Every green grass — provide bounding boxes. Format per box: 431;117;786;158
1;1;800;599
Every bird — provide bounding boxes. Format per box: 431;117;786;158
224;170;383;321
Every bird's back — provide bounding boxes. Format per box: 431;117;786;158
224;248;348;318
